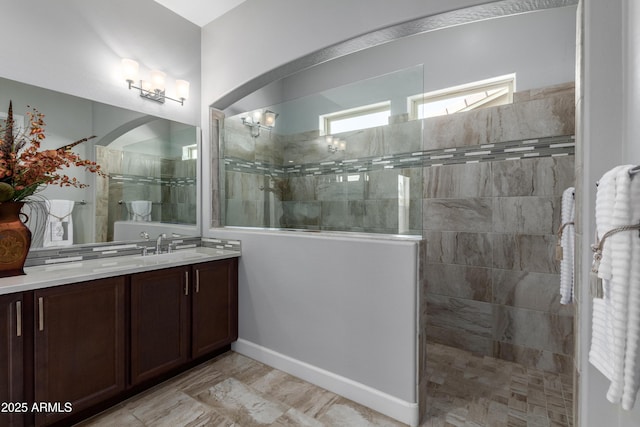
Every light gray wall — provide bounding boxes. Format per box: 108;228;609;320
201;0;498;109
0;0;201;126
230;6;576;136
279;6;576;105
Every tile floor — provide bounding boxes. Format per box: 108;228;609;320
76;343;573;427
424;343;574;427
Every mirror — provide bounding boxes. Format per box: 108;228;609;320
0;76;200;248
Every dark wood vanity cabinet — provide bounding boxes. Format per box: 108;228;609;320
0;293;24;427
0;256;238;426
33;277;126;427
130;266;190;386
191;258;238;359
130;258;239;383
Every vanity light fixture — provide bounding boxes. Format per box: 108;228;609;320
327;136;346;153
121;58;189;106
241;109;278;138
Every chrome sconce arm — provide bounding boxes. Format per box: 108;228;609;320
121;58;189;106
126;79;187;105
241;110;278;138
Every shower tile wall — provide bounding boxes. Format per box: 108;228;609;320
224;117;424;233
224;119;283;227
424;83;575;375
96;147;197;241
222;82;576;374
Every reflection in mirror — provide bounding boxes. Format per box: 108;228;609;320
0;76;199;248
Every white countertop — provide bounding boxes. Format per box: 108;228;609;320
0;247;240;296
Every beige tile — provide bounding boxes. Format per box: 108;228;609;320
273;408;325;427
195;377;288;426
76;407;144;427
251;370;340;418
75;345;573;427
317;400;405;427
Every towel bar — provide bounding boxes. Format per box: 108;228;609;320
596;165;640;187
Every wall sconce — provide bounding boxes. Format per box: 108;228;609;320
122;58;189;106
241;109;278;138
327;136;346;153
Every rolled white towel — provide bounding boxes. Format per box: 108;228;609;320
606;167;633;403
621;165;640;410
598;166;627;280
559;187;575;304
590;166;629;389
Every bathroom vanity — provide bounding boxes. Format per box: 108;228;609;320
0;247;239;427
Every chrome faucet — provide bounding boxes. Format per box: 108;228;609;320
156;233;166;254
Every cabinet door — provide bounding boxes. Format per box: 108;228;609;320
34;277;126;427
191;259;238;359
0;293;24;427
130;266;190;386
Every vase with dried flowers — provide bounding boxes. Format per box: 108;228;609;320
0;101;103;277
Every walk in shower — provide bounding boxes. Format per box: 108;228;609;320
212;5;577;424
221;66;424;235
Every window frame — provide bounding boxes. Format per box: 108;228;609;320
408;74;515;120
319;101;391;136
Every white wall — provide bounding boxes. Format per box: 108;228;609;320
579;0;640;425
0;0;201;126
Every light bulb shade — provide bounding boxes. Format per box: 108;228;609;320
252;110;263;122
122;58;139;82
175;79;190;100
264;110;277;127
150;70;166;92
141;80;152;92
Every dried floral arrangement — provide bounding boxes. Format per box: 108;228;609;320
0;101;103;202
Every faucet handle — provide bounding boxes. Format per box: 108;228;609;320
140;231;149;240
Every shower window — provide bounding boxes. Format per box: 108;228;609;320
408;74;515;119
320;101;391;135
221;65;424;235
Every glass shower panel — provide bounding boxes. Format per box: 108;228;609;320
222;65;423;235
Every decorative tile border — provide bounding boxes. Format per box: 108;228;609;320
201;237;242;252
110;174;197;186
224;135;574;177
25;236;241;267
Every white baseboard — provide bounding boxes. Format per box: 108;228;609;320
232;339;419;427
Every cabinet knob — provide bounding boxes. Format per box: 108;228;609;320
184;271;189;296
195;269;200;293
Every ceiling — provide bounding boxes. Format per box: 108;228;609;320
153;0;247;27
